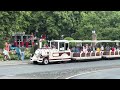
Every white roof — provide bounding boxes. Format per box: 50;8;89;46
97;40;120;43
50;40;69;43
68;40;120;43
49;40;120;43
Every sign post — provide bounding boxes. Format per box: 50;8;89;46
92;30;97;46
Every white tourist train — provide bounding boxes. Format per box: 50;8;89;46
30;40;120;65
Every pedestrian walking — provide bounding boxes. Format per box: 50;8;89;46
20;46;25;61
15;46;21;60
3;48;11;61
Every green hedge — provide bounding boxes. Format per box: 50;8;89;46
10;54;18;60
25;48;31;59
42;40;48;47
64;37;76;48
0;54;4;61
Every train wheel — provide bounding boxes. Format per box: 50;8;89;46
43;58;49;65
57;61;62;64
71;58;75;62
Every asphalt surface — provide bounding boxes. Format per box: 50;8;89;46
0;59;120;79
69;68;120;79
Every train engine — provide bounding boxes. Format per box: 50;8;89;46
30;40;71;65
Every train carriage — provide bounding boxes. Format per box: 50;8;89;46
70;40;120;60
69;40;102;60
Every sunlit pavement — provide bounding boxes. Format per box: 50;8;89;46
0;59;120;79
69;68;120;79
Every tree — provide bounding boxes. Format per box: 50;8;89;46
1;11;120;48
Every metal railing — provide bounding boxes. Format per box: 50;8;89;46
72;51;120;58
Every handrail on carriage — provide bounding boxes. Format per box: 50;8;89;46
72;50;120;58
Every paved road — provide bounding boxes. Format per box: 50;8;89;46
0;60;120;79
69;68;120;79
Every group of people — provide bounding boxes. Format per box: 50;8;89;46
2;42;25;61
71;44;96;53
71;44;120;53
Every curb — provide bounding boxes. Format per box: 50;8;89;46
0;61;30;66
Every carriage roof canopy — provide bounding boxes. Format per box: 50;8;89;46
50;40;69;43
68;40;120;43
49;40;120;43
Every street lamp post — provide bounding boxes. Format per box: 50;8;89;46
92;30;97;46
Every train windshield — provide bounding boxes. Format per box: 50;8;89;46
51;42;58;49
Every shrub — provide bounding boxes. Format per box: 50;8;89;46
9;50;18;60
64;37;76;48
25;48;31;59
10;54;18;60
0;41;5;49
42;40;48;46
64;37;74;40
0;54;4;61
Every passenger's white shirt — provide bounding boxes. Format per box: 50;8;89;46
101;46;104;51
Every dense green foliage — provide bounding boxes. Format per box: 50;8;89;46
1;11;120;44
64;37;75;47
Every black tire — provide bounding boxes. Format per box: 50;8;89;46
43;58;49;65
33;61;38;64
57;61;62;64
4;55;7;61
71;58;75;62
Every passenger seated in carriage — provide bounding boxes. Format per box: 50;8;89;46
71;46;80;52
96;47;100;53
87;46;92;52
101;45;104;51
